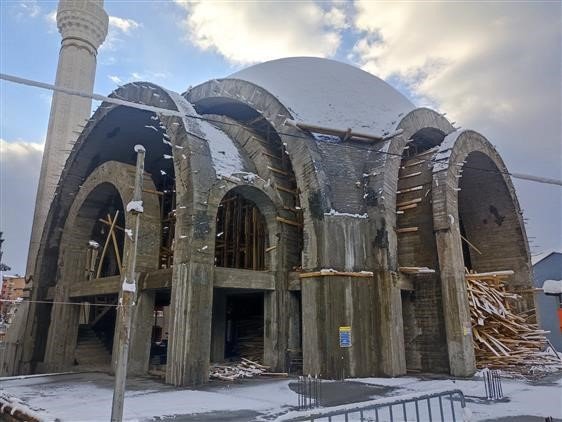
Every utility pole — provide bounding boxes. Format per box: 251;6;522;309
111;144;145;421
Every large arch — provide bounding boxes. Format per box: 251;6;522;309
432;129;532;376
20;82;185;372
42;161;160;372
187;78;329;270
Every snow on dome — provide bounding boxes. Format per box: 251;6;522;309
229;57;415;138
165;90;248;177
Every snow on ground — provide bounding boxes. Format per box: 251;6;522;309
352;374;562;421
1;371;561;421
0;373;297;421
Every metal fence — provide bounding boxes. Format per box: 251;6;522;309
483;369;503;400
296;375;322;410
285;389;467;422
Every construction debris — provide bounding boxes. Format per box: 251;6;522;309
467;271;562;375
209;358;288;381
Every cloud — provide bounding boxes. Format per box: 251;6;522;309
173;1;344;64
351;2;561;135
108;75;123;85
108;16;140;33
16;0;40;19
0;139;44;275
351;1;561;252
101;16;142;52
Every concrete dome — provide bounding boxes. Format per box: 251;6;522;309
229;57;415;137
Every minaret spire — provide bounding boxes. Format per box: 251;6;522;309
26;0;108;276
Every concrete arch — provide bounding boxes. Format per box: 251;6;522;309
431;129;531;376
432;129;532;287
42;161;160;372
187;78;330;269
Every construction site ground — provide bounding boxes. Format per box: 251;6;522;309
1;370;561;421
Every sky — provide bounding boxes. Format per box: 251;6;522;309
0;0;561;275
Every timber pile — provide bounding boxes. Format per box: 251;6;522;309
209;358;286;381
236;317;264;362
467;271;562;374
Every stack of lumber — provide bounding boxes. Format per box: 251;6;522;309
236;317;264;362
467;271;561;373
210;358;276;381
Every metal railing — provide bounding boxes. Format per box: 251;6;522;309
296;375;322;410
284;389;467;422
482;369;503;400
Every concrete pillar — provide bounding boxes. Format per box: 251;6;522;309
372;270;407;376
264;283;289;371
302;276;379;379
127;289;155;375
287;291;301;352
43;249;82;371
211;289;226;362
166;262;214;386
435;229;476;376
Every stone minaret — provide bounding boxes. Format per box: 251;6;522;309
26;0;108;276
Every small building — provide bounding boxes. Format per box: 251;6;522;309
0;275;26;318
533;251;562;350
11;58;534;385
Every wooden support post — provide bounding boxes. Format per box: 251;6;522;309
111;145;145;422
96;210;120;279
107;213;123;274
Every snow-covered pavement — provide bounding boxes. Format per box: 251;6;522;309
1;371;561;421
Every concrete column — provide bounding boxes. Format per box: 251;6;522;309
302;276;379;379
127;289;155;375
211;289;226;362
264;283;289;371
166;262;214;386
43;249;82;371
372;269;406;376
287;291;301;352
435;229;476;376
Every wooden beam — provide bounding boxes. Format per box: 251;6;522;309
460;234;483;255
397;185;423;194
107;213;122;275
398;203;418;211
96;210;119;279
396;198;422;207
276;185;298;195
399;171;422;179
396;227;418;233
267;166;291;176
465;270;514;279
399;266;436;274
299;271;373;279
276;216;302;227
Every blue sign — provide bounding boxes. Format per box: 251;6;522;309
339;326;352;348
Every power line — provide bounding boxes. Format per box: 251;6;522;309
1;72;561;187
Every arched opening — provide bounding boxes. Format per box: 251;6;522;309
396;128;450;374
458;152;532;310
403;127;446;159
211;187;275;365
72;182;125;369
79;183;125;279
215;190;268;270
